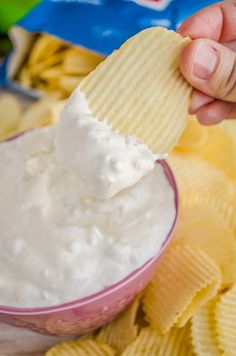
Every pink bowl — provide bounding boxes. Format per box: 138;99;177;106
0;159;178;336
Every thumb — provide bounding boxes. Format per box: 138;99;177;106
180;39;236;103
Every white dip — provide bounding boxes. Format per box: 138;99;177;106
0;89;175;308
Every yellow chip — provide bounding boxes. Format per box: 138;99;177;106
168;152;236;206
0;94;22;139
80;27;191;154
30;52;65;77
121;327;161;355
28;34;65;67
17;66;32;88
177;115;208;150
63;47;104;75
39;66;64;81
97;296;140;353
142;244;221;333
179;124;236;182
216;285;236;355
157;324;193;356
174;205;236;289
46;339;115;356
222;119;236;142
19;98;65;131
181;191;236;234
191;298;222;356
59;75;85;95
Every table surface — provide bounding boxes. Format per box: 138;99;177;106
0;322;75;356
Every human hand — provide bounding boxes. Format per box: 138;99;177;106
178;0;236;124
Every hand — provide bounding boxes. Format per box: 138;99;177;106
177;0;236;125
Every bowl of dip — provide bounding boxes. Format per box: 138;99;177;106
0;121;178;336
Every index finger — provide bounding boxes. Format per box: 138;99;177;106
177;0;236;42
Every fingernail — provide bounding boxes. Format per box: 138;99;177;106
192;42;218;80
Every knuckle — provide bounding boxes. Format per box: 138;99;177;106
210;55;236;101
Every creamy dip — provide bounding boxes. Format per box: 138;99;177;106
56;89;159;199
0;89;175;308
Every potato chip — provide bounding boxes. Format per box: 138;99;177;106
30;52;65;77
28;34;65;67
168;152;236;206
174;205;236;289
97;296;140;353
39;66;64;81
121;327;161;355
0;94;22;139
80;27;191;154
181;191;236;234
17;66;32;88
142;244;221;333
191;298;222;356
216;285;236;355
46;339;115;356
59;75;84;95
178;124;236;182
177;115;208;150
222;119;236;142
157;324;193;356
63;47;104;75
19;99;65;131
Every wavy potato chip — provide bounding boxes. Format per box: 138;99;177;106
181;191;236;234
142;244;221;333
168;152;236;206
191;298;222;356
97;296;140;353
46;339;115;356
216;285;236;355
174;205;236;288
157;324;193;356
80;27;191;154
121;327;161;355
178;123;236;182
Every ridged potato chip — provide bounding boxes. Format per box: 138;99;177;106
80;27;191;154
121;327;161;355
168;152;236;206
181;191;236;234
174;205;236;288
157;324;193;356
142;244;221;333
46;339;115;356
191;299;222;356
97;296;140;353
216;285;236;355
178;124;236;183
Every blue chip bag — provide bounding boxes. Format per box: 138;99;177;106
0;0;217;96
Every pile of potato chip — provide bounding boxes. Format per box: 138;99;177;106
0;93;65;140
44;117;236;356
17;33;105;98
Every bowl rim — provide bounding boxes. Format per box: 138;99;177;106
0;159;178;315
